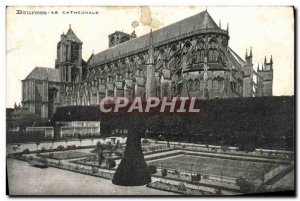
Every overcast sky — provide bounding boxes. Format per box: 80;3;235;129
6;6;294;108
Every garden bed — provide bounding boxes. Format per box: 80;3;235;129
148;154;279;181
40;151;93;160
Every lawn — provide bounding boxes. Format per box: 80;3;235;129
148;154;278;181
41;151;93;160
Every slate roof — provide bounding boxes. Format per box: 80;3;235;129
64;26;82;44
25;67;60;82
90;10;220;65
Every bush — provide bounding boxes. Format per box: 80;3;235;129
57;145;65;151
66;145;77;150
191;173;201;182
174;170;180;177
106;158;116;169
162;168;168;178
148;165;157;174
203;174;209;179
221;146;229;152
92;167;98;173
142;139;150;144
22;148;30;154
115;151;123;157
40;147;46;153
177;182;186;191
236;177;255;193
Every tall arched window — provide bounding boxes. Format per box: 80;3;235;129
208;49;213;62
213;50;219;61
200;79;205;91
218;79;224;91
196;49;201;63
188;79;194;91
194;79;200;91
200;50;205;62
213;79;218;91
208;79;213;90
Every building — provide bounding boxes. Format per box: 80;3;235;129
21;10;273;119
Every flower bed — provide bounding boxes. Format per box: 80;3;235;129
40;151;93;160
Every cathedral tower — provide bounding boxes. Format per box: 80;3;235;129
55;25;83;83
242;47;254;97
257;56;273;96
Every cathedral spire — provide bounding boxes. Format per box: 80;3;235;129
147;29;155;65
245;49;248;57
149;29;154;47
264;56;267;64
270;55;273;64
227;23;229;33
145;29;157;98
219;20;221;29
250;47;252;57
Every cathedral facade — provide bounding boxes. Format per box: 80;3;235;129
21;10;273;119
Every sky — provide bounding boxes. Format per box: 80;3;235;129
6;6;294;108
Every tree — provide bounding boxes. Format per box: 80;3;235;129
148;165;157;174
17;144;21;154
192;173;201;190
12;146;17;154
97;150;105;166
79;139;82;148
106;141;114;152
115;140;121;150
94;142;106;165
36;142;40;154
107;158;116;169
51;140;55;149
162;168;168;183
167;141;170;148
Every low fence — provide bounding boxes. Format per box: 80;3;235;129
16;154;113;180
149;140;293;161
